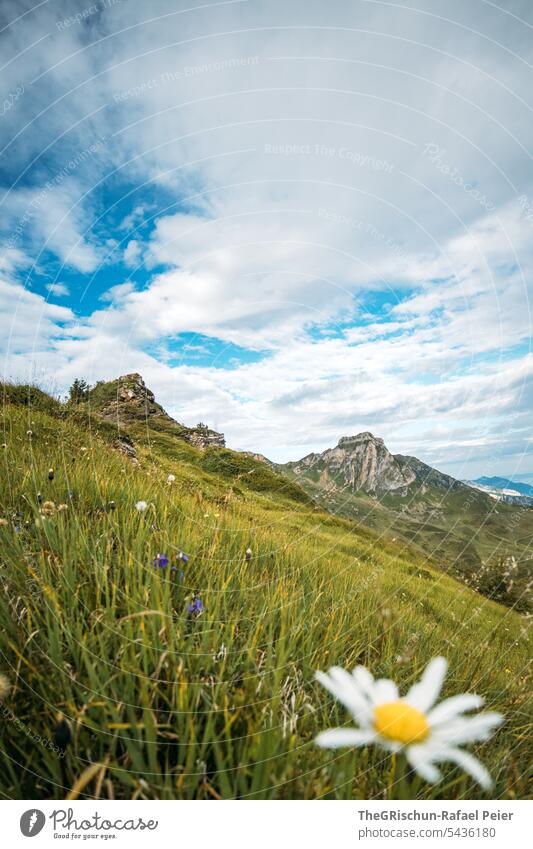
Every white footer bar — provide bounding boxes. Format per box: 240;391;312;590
2;799;531;848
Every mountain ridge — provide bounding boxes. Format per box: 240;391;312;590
3;373;531;611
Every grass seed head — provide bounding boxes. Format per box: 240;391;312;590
0;675;11;701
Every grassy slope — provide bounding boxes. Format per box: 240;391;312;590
0;400;531;800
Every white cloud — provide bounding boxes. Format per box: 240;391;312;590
47;282;69;297
0;276;73;383
0;247;31;275
1;0;532;476
123;239;142;267
2;181;101;273
100;281;136;303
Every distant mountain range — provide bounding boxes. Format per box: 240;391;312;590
464;476;533;506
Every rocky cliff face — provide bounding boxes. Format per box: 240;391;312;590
290;432;416;494
88;373;225;450
92;373;172;424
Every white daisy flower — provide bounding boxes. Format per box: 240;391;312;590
135;500;148;512
315;657;503;789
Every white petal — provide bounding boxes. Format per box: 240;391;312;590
376;738;402;754
315;668;371;722
431;713;504;746
406;746;443;783
405;657;447;712
373;678;399;704
352;665;375;697
428;694;484;726
315;727;376;749
328;666;364;693
434;746;494;790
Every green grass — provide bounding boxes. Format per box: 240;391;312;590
1;381;62;417
0;401;531;800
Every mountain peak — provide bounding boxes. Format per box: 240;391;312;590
290;430;415;494
338;432;384;447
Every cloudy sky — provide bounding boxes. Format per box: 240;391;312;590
1;0;532;477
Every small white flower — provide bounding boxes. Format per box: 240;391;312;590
213;643;227;662
167;474;176;483
135;500;148;512
315;657;503;789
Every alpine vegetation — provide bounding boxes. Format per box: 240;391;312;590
0;377;529;800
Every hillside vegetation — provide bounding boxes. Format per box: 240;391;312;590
0;383;531;800
280;442;533;612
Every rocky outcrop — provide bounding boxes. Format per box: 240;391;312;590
186;429;226;450
290;432;416;494
89;373;225;450
93;373;173;425
239;451;273;465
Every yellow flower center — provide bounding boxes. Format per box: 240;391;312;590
373;701;429;745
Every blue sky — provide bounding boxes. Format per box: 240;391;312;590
1;0;532;478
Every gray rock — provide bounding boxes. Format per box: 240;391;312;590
292;432;416;494
186;429;225;450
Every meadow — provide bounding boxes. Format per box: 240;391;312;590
0;397;531;800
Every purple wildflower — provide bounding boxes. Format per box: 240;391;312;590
177;550;190;564
187;596;204;616
153;553;169;569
